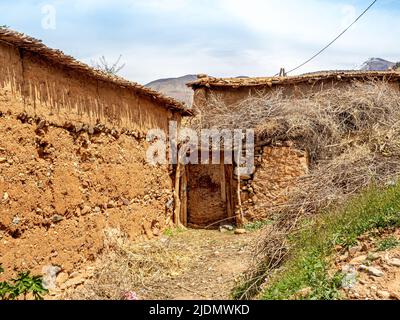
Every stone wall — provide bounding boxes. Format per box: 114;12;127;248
238;144;309;220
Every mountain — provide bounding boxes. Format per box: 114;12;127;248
360;58;395;71
145;75;197;107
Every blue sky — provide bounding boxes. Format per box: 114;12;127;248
1;0;399;83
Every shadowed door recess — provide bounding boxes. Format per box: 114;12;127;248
187;164;234;228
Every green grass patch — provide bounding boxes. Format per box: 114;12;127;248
163;226;186;237
244;220;273;232
376;236;400;252
260;184;400;300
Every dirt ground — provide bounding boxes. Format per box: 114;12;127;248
65;228;259;300
142;229;258;300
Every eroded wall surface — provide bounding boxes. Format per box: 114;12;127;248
0;41;178;279
240;146;309;219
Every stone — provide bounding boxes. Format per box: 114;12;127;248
2;192;9;203
349;245;362;256
75;207;81;216
94;206;101;213
121;197;130;206
387;258;400;267
234;229;247;235
341;265;358;289
219;227;228;233
377;290;391;300
42;265;62;290
0;157;7;164
166;198;174;209
386;180;397;187
349;255;367;265
62;276;85;289
220;224;234;231
12;216;21;226
107;200;116;208
51;214;64;223
367;253;380;261
359;265;384;277
57;272;68;286
152;228;160;237
390;292;400;300
81;205;91;216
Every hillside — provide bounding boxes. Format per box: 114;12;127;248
145;75;197;107
361;58;395;71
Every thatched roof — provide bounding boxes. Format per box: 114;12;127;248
0;28;193;116
188;71;400;89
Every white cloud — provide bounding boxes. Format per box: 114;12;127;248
2;0;399;83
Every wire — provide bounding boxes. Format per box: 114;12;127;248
279;0;378;76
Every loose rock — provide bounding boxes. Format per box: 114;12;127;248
387;258;400;267
52;215;64;223
220;224;234;232
359;265;385;277
42;265;62;290
234;229;247;235
349;255;367;265
377;290;391;300
81;205;91;216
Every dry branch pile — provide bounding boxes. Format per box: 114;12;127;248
191;81;400;298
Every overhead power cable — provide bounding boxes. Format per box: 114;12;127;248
280;0;378;76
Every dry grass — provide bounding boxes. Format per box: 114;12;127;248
191;81;400;298
67;230;192;300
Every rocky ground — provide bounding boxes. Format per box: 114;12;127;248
335;228;400;300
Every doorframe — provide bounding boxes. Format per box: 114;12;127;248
175;154;237;228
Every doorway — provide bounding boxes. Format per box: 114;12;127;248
186;163;235;228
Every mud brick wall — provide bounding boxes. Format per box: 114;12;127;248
240;145;309;220
0;40;180;279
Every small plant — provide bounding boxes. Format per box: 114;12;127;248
0;266;48;300
244;220;272;232
163;227;185;237
91;55;125;75
376;236;400;252
0;25;9;29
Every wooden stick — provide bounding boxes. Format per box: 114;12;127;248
236;168;244;227
174;163;181;225
181;166;188;227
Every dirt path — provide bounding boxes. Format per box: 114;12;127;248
63;227;261;300
139;229;259;300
